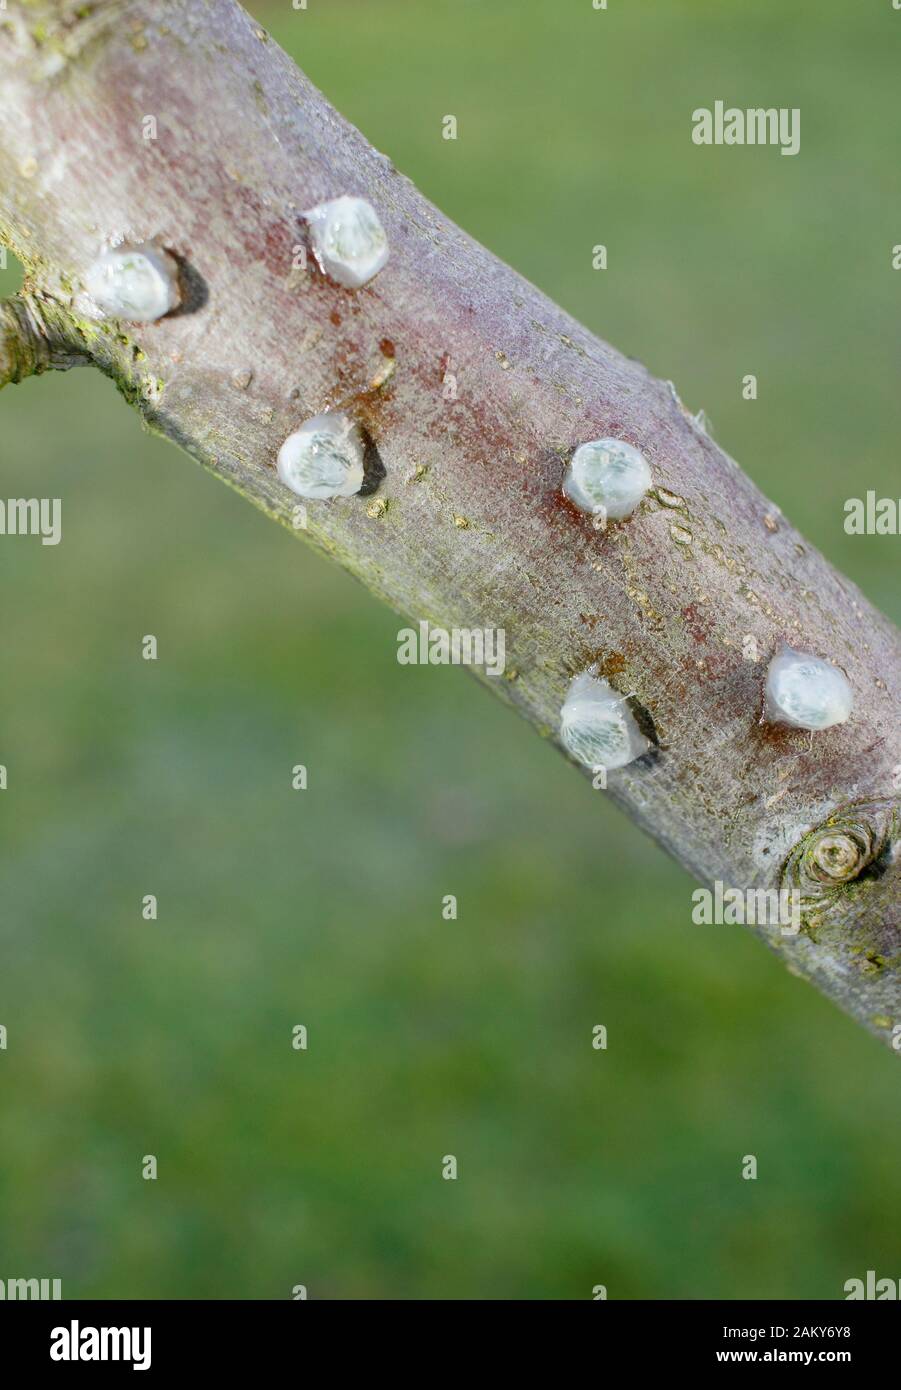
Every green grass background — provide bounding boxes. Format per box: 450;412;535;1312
0;0;899;1299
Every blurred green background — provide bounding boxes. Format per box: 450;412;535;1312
1;0;899;1300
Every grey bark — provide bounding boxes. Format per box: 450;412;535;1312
0;0;898;1044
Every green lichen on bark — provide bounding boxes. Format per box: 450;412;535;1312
0;292;93;388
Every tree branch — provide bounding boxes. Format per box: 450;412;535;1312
0;293;88;388
0;0;898;1045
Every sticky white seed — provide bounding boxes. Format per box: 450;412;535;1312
763;643;853;731
85;243;181;322
562;438;652;520
304;195;389;289
560;671;648;771
277;412;365;500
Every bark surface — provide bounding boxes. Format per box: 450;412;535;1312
0;0;898;1043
